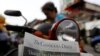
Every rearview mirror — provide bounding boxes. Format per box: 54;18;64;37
50;19;80;41
4;10;27;26
4;10;22;16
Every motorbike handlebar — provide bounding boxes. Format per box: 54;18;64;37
5;25;36;33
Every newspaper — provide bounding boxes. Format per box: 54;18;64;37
23;32;80;56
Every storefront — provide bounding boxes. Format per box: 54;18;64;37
63;0;100;21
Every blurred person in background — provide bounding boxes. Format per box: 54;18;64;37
0;15;10;55
33;2;58;39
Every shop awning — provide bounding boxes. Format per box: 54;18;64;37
84;0;100;6
84;0;100;12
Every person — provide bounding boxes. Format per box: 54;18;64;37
0;15;9;40
0;15;10;55
33;2;58;39
41;2;57;23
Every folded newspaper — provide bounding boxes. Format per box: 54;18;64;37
19;32;93;56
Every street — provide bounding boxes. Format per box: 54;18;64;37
84;44;100;56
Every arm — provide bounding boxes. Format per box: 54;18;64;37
33;31;49;39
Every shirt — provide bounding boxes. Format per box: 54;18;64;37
0;30;9;41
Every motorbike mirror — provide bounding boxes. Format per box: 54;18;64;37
4;10;28;26
4;10;22;16
50;19;80;41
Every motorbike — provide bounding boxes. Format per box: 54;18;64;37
3;10;85;56
90;27;100;53
88;13;100;53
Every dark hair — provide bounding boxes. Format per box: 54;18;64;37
42;2;57;13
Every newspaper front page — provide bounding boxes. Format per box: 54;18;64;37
23;32;80;56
